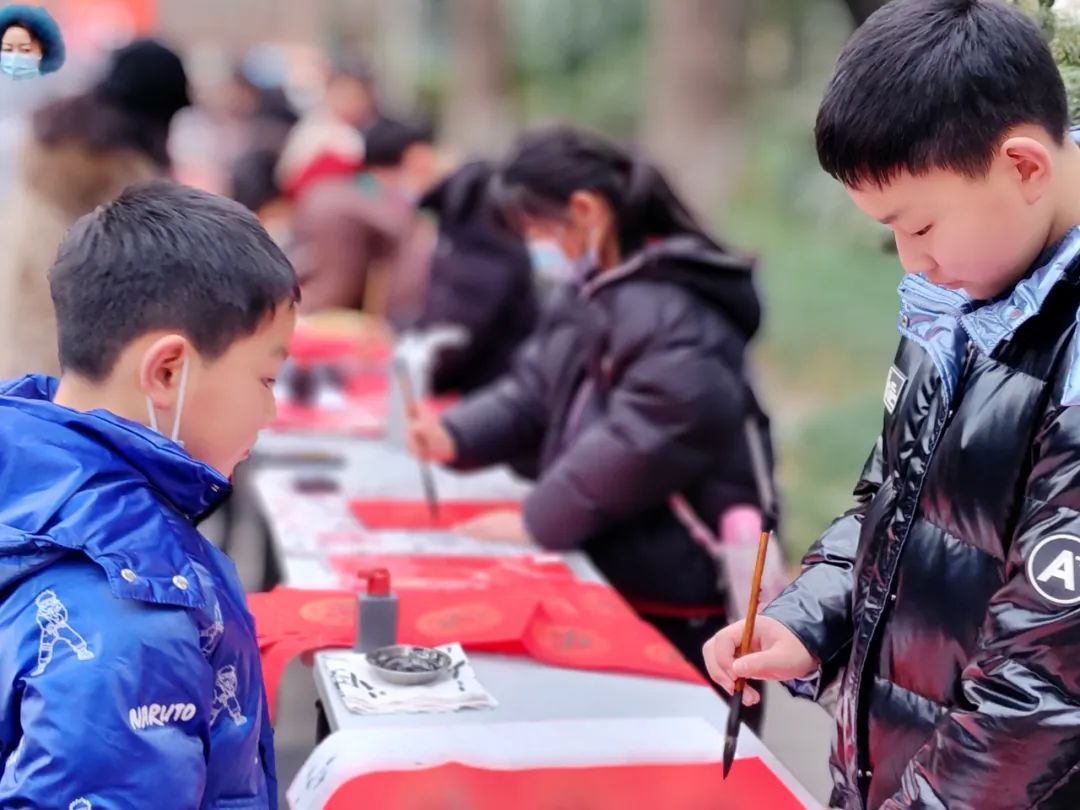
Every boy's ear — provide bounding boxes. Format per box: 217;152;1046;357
139;334;189;410
1000;135;1053;204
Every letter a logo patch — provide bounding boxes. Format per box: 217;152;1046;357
1027;535;1080;605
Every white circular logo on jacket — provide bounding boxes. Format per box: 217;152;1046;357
1027;535;1080;605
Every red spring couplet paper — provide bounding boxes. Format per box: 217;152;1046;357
349;500;522;531
328;552;575;591
288;329;391;366
322;758;807;810
248;554;704;718
273;386;458;435
272;329;457;433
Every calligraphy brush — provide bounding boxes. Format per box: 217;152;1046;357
393;357;440;522
723;413;779;778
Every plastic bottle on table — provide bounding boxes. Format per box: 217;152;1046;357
355;569;398;653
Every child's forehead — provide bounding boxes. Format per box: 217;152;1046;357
846;168;981;220
206;300;295;368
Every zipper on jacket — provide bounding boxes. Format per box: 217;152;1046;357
851;341;972;804
947;341;977;422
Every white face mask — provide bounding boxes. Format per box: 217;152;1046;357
146;355;191;447
527;239;573;284
528;227;603;285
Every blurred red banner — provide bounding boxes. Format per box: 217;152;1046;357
47;0;157;55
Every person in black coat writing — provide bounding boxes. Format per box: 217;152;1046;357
408;127;775;704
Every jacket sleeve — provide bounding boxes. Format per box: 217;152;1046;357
761;434;886;699
0;561;214;809
441;331;550;470
522;298;749;551
881;402;1080;810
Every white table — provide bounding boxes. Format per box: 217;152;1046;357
248;434;532;587
246;432;818;809
305;642;818;808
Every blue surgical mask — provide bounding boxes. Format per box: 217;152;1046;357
528;233;601;285
1;52;41;80
527;239;573;284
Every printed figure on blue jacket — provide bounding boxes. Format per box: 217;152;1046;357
0;181;298;808
705;2;1080;809
406;126;777;718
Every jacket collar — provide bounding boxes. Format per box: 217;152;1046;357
899;225;1080;355
896;227;1080;404
0;375;231;520
0;375;232;609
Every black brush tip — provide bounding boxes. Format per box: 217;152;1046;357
723;689;744;779
722;734;737;778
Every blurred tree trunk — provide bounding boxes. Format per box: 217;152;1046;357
787;1;808;83
840;0;887;26
443;0;514;157
643;0;746;220
373;0;424;111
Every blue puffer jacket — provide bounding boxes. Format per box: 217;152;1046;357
0;375;276;809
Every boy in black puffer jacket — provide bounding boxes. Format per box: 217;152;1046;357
707;2;1080;808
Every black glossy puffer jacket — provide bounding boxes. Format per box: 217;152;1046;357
764;229;1080;809
443;234;770;608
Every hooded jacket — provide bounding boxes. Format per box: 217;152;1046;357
0;376;276;809
444;234;769;607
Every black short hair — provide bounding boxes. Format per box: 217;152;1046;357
362;116;435;168
816;0;1068;187
50;181;299;381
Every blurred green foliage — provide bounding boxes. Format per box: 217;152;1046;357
727;85;900;554
1013;0;1080;122
506;0;645;134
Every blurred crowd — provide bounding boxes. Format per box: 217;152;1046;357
0;35;779;698
0;38;548;393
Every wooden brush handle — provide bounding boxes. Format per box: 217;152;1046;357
733;529;772;690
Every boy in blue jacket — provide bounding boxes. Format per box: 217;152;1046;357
0;180;297;808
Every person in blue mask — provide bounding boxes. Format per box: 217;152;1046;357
408;127;776;720
0;4;64;80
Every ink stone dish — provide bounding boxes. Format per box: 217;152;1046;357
367;645;453;686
